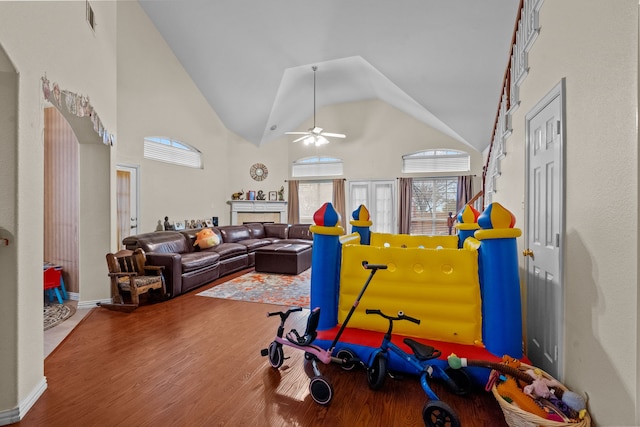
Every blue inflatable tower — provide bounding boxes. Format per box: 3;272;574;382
474;202;523;358
350;204;372;245
455;204;481;248
309;202;345;330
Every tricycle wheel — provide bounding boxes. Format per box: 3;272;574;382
309;375;333;405
444;367;472;395
336;348;358;371
267;341;284;369
367;352;387;390
422;400;460;427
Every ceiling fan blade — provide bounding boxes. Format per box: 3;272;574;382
321;132;346;138
285;131;309;135
292;135;308;143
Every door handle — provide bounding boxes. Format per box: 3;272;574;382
523;249;534;259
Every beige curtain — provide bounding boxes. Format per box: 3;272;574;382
456;175;474;213
287;180;300;224
332;179;346;231
398;177;412;234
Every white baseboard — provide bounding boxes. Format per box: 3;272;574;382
77;298;110;309
0;377;47;426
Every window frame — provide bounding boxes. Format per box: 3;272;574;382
409;176;459;235
297;180;334;224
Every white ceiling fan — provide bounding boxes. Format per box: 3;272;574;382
286;65;346;146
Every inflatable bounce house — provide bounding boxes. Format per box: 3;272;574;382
311;201;524;385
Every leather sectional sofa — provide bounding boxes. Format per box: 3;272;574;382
122;223;313;298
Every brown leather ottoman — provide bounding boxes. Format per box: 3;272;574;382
254;243;312;275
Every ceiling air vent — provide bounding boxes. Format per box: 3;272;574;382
86;1;96;31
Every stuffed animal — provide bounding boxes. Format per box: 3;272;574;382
496;374;550;419
523;368;561;399
194;228;220;249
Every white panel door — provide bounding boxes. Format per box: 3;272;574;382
525;81;564;379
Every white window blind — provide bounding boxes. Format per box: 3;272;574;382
143;137;202;169
402;149;470;173
292;156;343;177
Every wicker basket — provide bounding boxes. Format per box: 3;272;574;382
491;364;591;427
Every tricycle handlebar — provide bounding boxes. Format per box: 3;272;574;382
365;308;421;325
267;306;303;318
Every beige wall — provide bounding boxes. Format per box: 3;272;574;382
490;1;638;425
226;99;483;226
0;1;117;419
116;1;234;233
1;0;638;425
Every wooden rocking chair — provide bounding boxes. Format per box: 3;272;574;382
100;248;167;312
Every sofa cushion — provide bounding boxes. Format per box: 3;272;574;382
137;232;190;254
219;225;251;243
244;223;266;239
208;242;247;260
264;223;289;239
181;251;220;273
237;238;273;252
288;224;313;241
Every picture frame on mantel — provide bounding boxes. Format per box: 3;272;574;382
268;191;277;201
247;190;256;201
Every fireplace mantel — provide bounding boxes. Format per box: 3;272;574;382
227;200;288;225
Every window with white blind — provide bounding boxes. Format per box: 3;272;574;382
349;180;396;233
143;136;202;169
410;177;458;235
292;156;343;177
402;149;470;173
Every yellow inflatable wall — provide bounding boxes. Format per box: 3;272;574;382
338;243;483;345
370;233;458;249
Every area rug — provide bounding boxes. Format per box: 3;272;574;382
44;303;76;331
197;269;311;308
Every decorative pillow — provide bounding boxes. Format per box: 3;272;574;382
194;228;220;249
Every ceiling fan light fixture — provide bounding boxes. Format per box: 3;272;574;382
302;135;329;146
315;135;329;146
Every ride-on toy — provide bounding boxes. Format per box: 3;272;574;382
260;262;386;405
364;309;471;427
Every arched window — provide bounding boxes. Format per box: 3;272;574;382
291;156;343;177
402;149;470;173
143;136;202;169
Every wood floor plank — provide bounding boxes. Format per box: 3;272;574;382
17;273;508;427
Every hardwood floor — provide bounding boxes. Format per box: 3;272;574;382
19;272;509;427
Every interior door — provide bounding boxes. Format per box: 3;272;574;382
116;165;139;249
524;80;565;379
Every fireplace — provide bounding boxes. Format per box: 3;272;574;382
228;200;287;225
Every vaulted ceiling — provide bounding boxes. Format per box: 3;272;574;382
138;1;519;153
